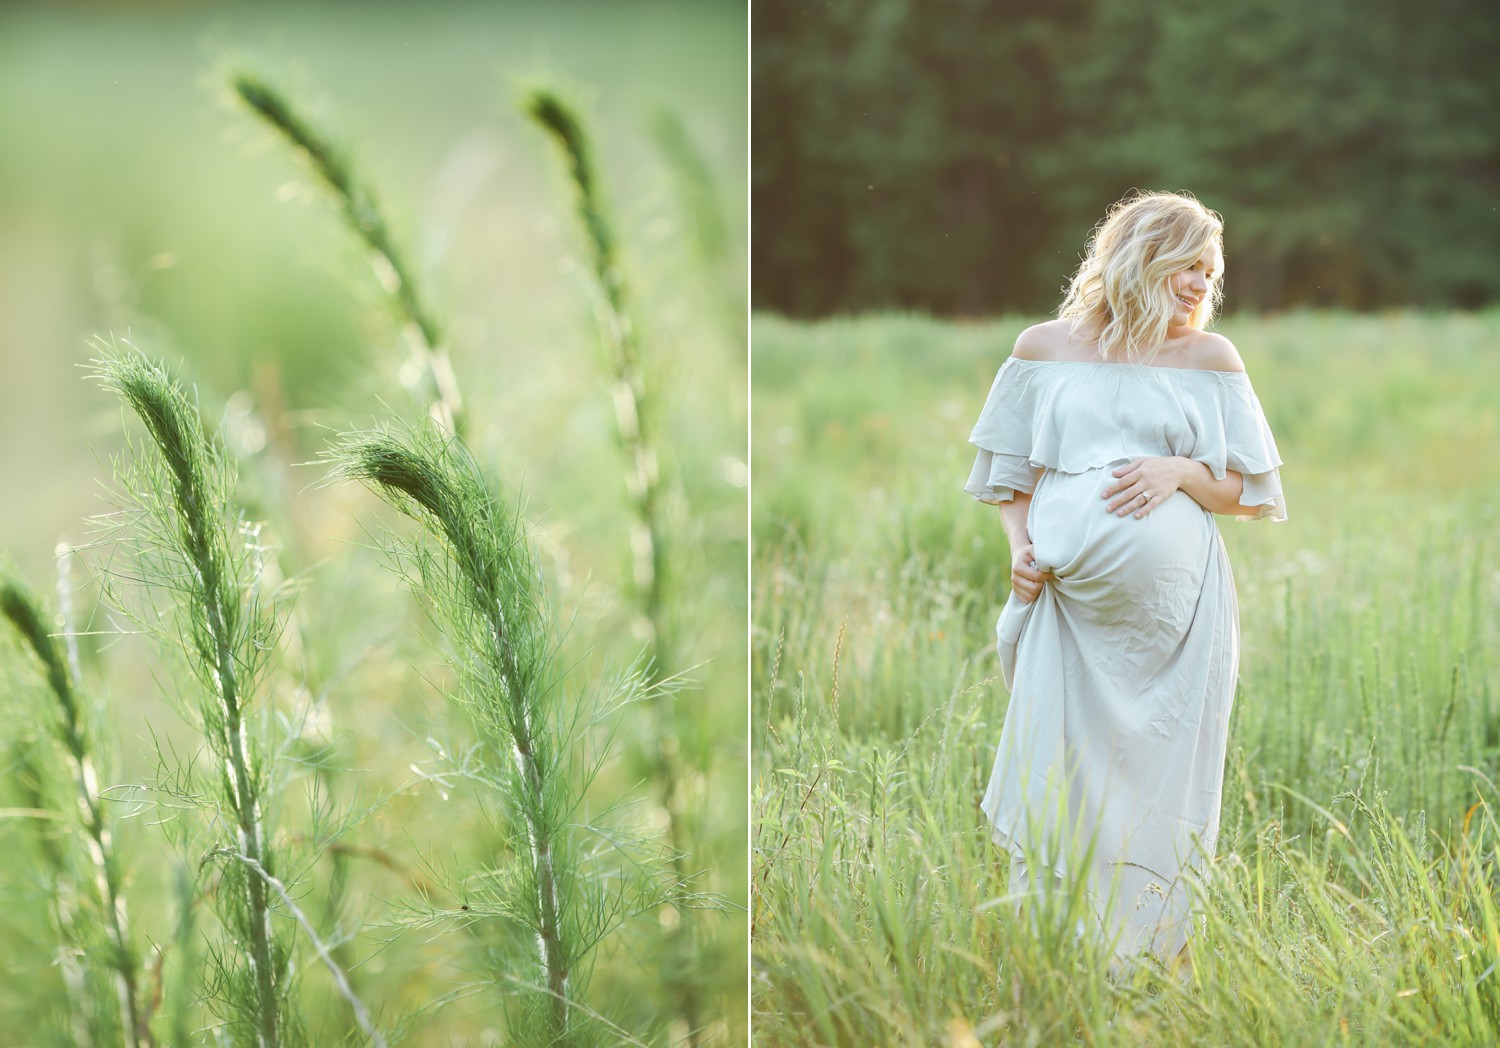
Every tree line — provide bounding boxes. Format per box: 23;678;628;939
753;0;1500;316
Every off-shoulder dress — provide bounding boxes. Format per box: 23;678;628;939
964;356;1286;958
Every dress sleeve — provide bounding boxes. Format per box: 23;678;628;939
964;357;1043;504
1212;375;1287;522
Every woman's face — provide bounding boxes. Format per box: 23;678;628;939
1166;243;1219;328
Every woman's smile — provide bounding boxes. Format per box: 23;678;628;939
1167;243;1218;325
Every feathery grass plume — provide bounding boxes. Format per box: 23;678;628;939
1;566;148;1048
523;87;669;668
229;71;465;438
525;86;713;1042
329;424;693;1044
330;425;570;1036
92;345;303;1048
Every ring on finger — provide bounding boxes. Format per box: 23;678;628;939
1140;491;1152;502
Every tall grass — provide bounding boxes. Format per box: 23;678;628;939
331;423;693;1045
527;86;713;1042
226;68;739;1040
230;72;465;438
752;310;1500;1045
1;568;146;1047
94;347;305;1047
0;735;99;1043
525;88;670;666
0;29;746;1040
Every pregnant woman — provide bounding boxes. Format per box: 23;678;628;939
964;191;1286;962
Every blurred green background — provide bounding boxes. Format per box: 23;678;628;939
2;0;745;570
752;0;1500;316
0;1;746;1043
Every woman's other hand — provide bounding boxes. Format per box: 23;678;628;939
1102;457;1188;518
1010;542;1051;603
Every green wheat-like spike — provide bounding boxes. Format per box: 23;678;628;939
524;92;618;287
523;88;667;666
330;425;574;1039
525;86;714;1043
230;71;465;439
1;568;147;1048
1;576;76;720
94;345;296;1048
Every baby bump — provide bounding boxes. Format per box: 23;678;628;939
1028;466;1214;624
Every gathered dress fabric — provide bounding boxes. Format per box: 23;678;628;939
964;356;1286;959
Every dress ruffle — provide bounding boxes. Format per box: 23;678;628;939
964;357;1287;522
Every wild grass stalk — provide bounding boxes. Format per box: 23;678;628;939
332;426;567;1033
1;567;147;1048
230;72;465;438
524;86;705;1041
5;738;96;1045
93;346;300;1047
168;860;197;1048
330;423;692;1045
223;847;387;1048
524;88;669;669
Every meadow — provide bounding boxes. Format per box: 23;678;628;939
0;4;746;1045
751;310;1500;1045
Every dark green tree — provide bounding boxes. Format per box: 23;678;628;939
754;0;1500;315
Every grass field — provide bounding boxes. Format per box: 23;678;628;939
0;4;746;1044
751;310;1500;1045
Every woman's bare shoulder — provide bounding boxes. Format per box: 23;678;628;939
1172;330;1246;373
1194;331;1246;372
1011;319;1077;361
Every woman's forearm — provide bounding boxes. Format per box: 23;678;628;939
998;493;1032;548
1174;458;1248;516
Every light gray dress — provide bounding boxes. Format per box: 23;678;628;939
964;356;1286;958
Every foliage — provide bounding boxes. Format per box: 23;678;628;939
1;24;747;1040
526;84;724;1041
230;72;465;438
524;87;669;668
330;424;699;1045
0;9;746;1041
0;569;147;1043
753;0;1500;315
94;347;309;1047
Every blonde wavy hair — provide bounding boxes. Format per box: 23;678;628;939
1058;191;1224;363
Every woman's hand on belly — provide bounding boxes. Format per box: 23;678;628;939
1010;541;1053;603
1104;456;1249;517
1102;457;1191;518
